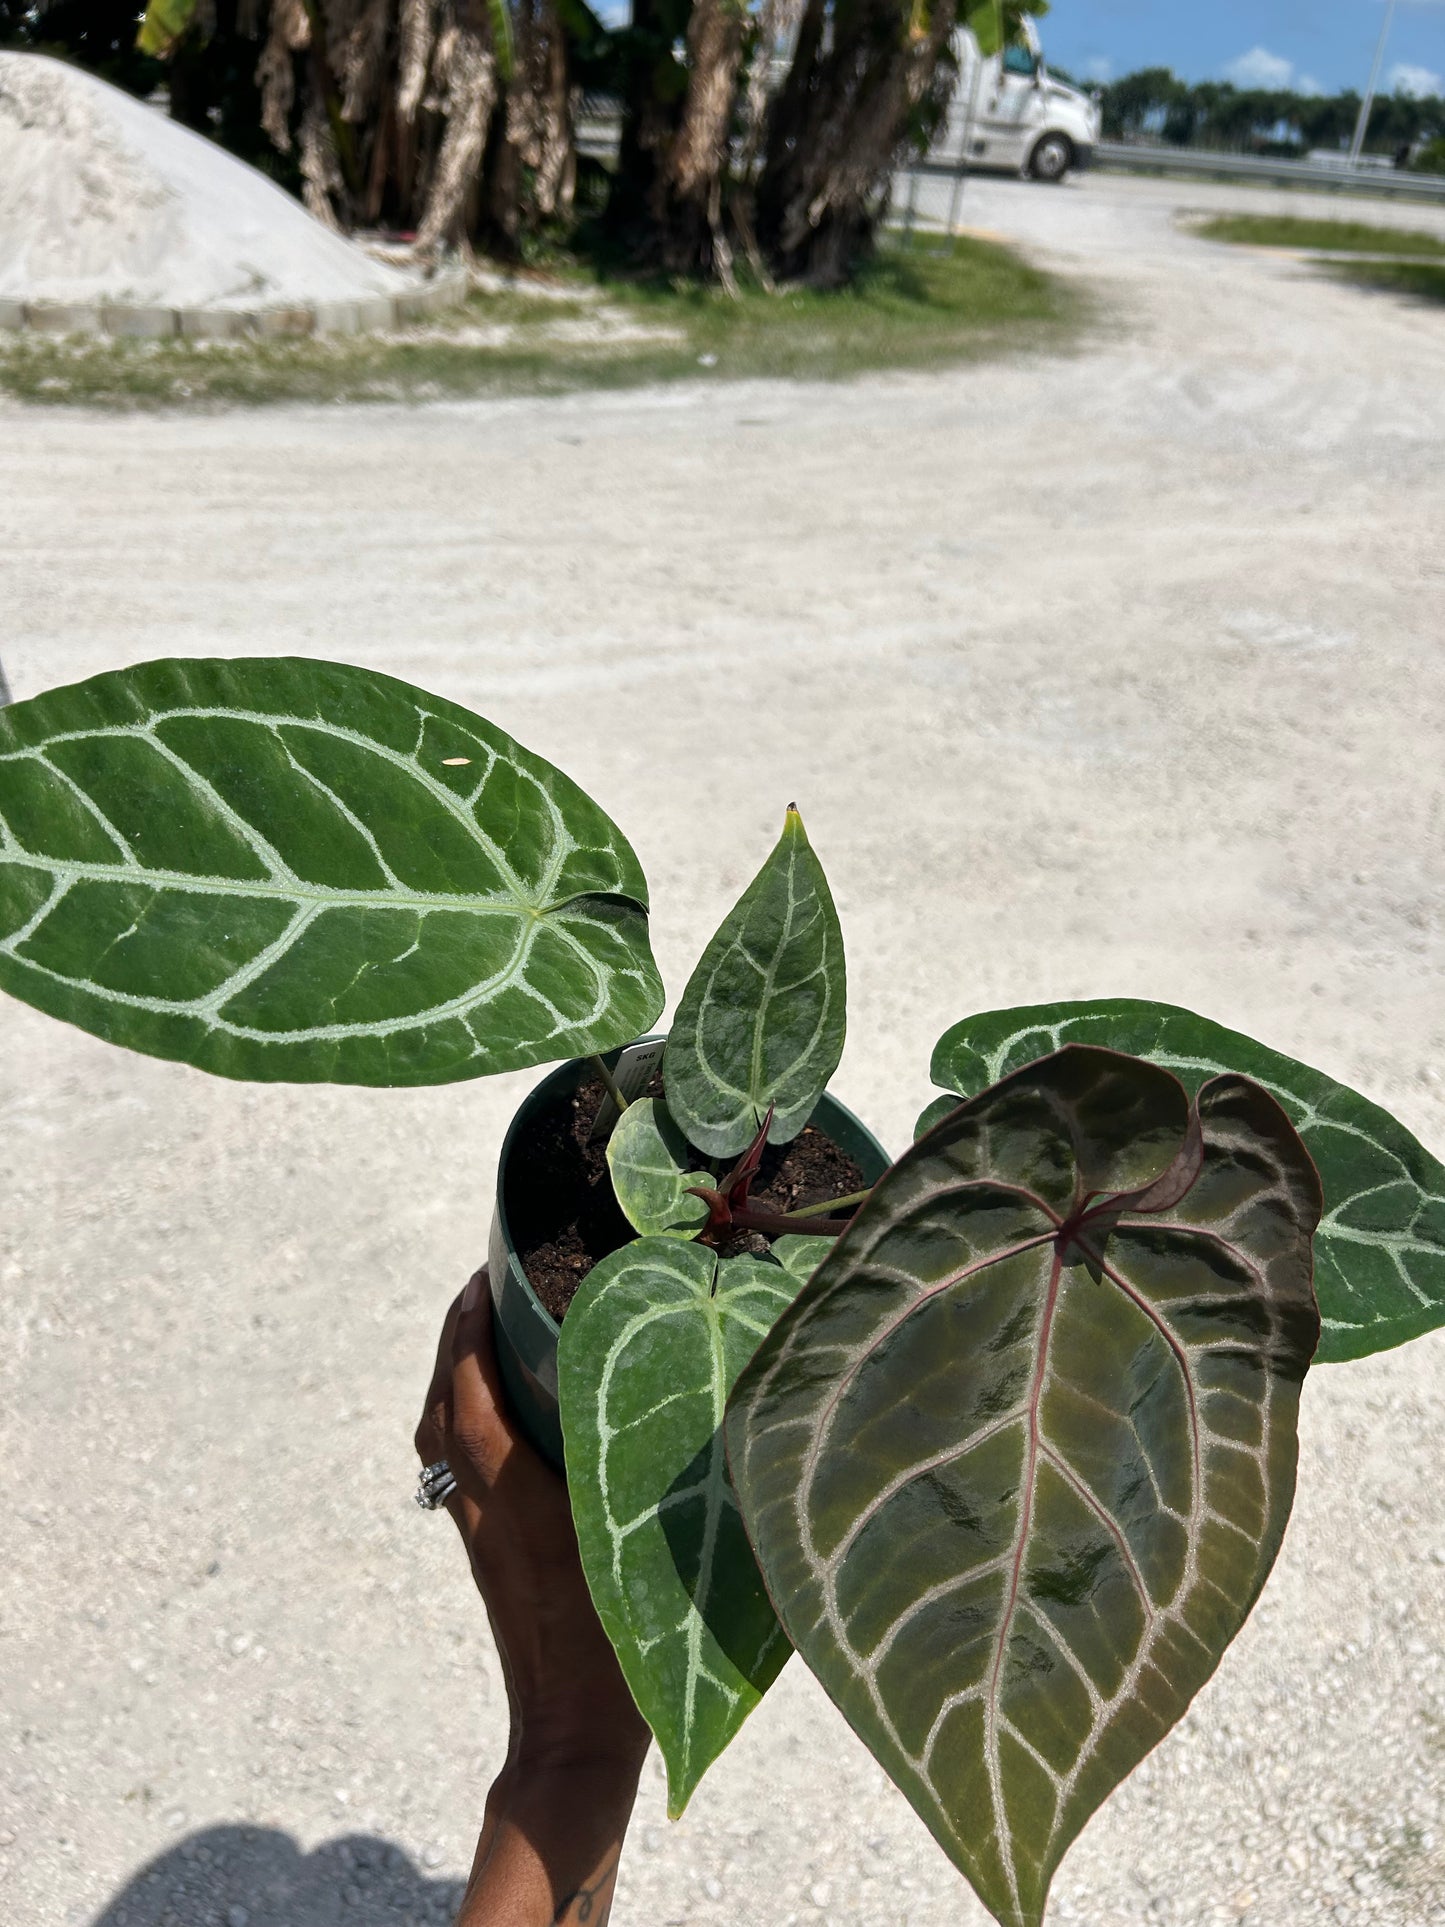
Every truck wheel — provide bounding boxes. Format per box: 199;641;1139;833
1029;133;1074;182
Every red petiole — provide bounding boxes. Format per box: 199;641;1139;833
685;1106;870;1247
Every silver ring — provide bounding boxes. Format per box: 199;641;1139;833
415;1459;458;1510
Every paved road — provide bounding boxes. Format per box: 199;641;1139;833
2;171;1444;1927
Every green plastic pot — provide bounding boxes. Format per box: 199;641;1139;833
487;1038;892;1471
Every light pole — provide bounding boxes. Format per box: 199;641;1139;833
1349;0;1400;165
944;45;987;238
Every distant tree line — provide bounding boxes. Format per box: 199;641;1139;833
1088;65;1444;168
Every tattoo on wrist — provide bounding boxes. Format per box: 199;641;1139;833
554;1854;619;1923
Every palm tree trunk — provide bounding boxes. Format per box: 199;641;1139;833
606;0;677;246
650;0;746;275
416;9;499;246
756;0;959;286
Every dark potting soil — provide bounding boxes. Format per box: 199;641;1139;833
506;1075;868;1322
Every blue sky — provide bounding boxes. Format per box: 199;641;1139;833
1042;0;1445;97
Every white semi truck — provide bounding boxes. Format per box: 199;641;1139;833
936;18;1102;182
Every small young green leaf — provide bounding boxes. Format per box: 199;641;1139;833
605;1097;710;1238
929;999;1445;1362
558;1239;796;1816
728;1046;1321;1927
0;658;663;1086
767;1235;835;1286
664;807;846;1158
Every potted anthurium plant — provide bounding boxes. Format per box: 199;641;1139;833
2;657;1442;1927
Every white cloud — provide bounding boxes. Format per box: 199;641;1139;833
1225;46;1295;89
1389;62;1443;99
1085;55;1113;83
1296;74;1325;98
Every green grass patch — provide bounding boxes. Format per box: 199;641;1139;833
1193;213;1445;257
0;234;1080;411
1327;259;1445;304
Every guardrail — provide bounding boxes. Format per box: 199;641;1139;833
582;112;1445;208
1090;141;1445;205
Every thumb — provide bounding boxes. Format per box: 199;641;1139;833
450;1270;547;1475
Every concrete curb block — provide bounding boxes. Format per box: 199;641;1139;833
0;267;469;340
27;302;104;333
178;307;245;341
103;306;178;339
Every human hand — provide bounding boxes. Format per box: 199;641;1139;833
414;1269;650;1777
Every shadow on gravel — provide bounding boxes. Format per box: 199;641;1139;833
90;1824;465;1926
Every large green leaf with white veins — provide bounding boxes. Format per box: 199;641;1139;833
558;1238;796;1816
605;1097;710;1238
927;1000;1445;1363
729;1046;1321;1927
0;658;663;1085
664;807;846;1158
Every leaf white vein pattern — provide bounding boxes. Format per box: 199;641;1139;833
557;1240;799;1819
606;1099;711;1238
0;660;663;1083
928;999;1445;1363
665;808;846;1156
727;1048;1321;1927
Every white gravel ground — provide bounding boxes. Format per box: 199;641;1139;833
1;171;1443;1927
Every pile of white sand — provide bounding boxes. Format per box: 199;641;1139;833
0;52;410;312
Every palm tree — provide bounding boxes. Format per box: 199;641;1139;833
115;0;1044;281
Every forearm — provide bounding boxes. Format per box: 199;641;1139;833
419;1280;652;1925
456;1756;644;1927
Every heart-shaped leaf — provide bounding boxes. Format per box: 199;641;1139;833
929;1000;1445;1362
664;807;846;1158
768;1234;836;1286
0;658;663;1085
606;1096;710;1238
558;1238;796;1816
728;1046;1321;1927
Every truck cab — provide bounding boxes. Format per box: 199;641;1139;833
936;19;1101;182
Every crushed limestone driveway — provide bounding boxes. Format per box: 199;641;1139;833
2;170;1443;1927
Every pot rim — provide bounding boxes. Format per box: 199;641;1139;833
494;1035;890;1336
